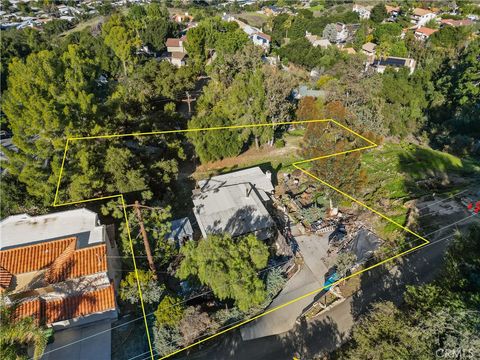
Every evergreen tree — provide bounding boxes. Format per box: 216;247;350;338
177;233;269;311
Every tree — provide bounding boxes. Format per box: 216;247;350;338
300;118;367;202
154;295;184;327
334;252;356;277
344;302;429;359
296;96;323;121
370;3;388;23
323;23;338;43
103;200;175;269
373;23;402;43
264;267;286;301
178;306;219;345
177;233;269;311
0;301;48;360
119;270;164;305
103;15;140;76
152;324;182;357
43;19;70;36
2;47;102;205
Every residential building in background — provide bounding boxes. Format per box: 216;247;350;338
411;8;437;26
165;36;187;67
353;4;372;19
414;26;438;41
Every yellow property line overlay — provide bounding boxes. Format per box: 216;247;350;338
52;119;429;360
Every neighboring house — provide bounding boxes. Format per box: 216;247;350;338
352;4;372;19
361;42;377;56
166;36;186;54
252;31;271;48
305;31;331;48
440;18;474;27
262;5;283;16
165;217;193;248
386;5;401;17
0;208;120;359
231;17;271;50
411;8;437;26
292;85;326;100
165;36;187;67
370;56;417;74
170;52;187;67
323;23;349;44
414;26;438;41
193;167;275;240
171;12;193;23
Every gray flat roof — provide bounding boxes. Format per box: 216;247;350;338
193;183;274;240
199;166;273;192
0;208;105;250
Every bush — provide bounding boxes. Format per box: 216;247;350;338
152;324;182;357
154;295;184;327
274;138;286;148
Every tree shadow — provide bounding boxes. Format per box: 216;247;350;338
278;316;347;359
397;146;460;198
350;232;447;323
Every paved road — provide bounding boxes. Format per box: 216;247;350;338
181;207;478;360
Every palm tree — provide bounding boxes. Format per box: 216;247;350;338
0;301;48;360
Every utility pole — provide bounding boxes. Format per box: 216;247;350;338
182;91;196;114
133;200;157;278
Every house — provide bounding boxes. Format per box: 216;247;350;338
370;56;417;74
305;31;331;48
165;217;193;247
323;23;349;44
165;36;187;67
252;31;271;49
166;36;186;54
411;8;436;26
171;12;193;23
193;167;275;240
262;5;283;16
440;18;474;27
361;42;377;56
414;26;438;41
352;4;372;19
385;5;401;17
292;85;326;100
223;15;271;50
0;208;120;359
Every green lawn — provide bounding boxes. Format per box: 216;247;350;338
361;142;480;237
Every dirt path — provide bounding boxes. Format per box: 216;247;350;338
193;135;303;180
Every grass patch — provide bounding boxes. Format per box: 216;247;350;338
361;142;480;237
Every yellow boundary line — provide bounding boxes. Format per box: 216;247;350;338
52;119;429;360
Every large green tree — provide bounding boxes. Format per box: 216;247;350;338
177;233;269;311
0;302;48;360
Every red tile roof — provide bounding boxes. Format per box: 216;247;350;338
415;27;438;36
0;265;13;291
13;284;116;325
166;36;186;48
441;18;473;27
413;8;434;17
0;237;75;274
0;238;107;281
